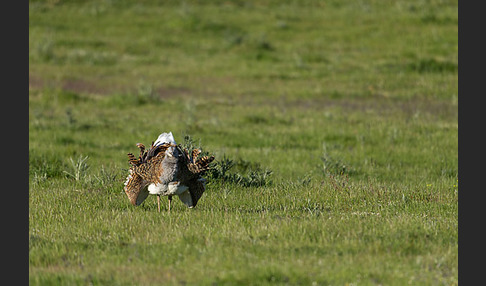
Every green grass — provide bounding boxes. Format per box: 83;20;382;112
29;0;457;285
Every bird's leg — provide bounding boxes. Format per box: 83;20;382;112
157;194;161;213
168;195;173;213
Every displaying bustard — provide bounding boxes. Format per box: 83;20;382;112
124;132;214;212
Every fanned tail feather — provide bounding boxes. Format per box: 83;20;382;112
186;155;215;175
191;149;201;163
136;143;146;161
194;155;215;174
127;153;140;166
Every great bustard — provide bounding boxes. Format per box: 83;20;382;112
123;132;214;212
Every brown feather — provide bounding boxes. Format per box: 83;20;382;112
136;143;146;162
188;179;206;207
191;149;201;163
124;172;144;205
132;151;166;184
136;143;145;155
127;153;140;166
193;155;215;174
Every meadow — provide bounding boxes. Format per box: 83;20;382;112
29;0;458;285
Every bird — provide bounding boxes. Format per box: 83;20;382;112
123;132;215;212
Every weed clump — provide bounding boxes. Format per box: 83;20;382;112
207;155;272;187
63;155;90;181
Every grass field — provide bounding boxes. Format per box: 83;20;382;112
29;0;458;285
